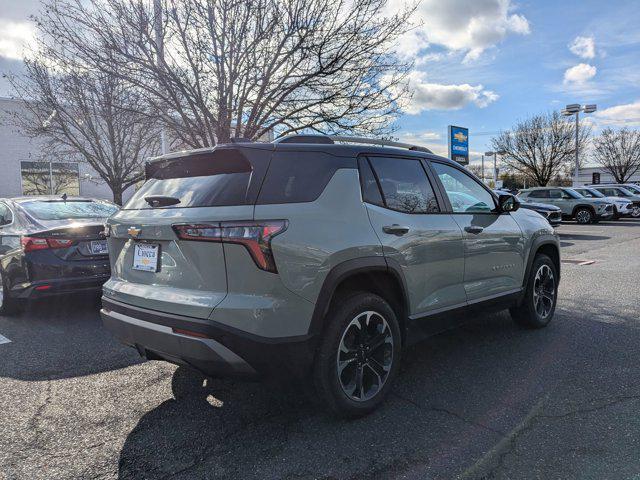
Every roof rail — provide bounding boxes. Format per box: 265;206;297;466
274;134;433;153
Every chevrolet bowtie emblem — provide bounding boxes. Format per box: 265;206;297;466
127;227;141;238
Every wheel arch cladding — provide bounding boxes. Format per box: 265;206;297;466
523;238;561;295
572;204;596;217
308;257;409;341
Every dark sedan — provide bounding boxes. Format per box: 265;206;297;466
519;201;562;227
0;196;119;315
493;190;562;227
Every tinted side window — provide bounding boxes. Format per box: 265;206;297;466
257;151;354;204
528;190;549;199
431;162;495;213
549;190;562;199
357;158;384;206
0;203;11;226
368;157;439;213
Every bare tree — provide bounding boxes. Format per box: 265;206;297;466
491;111;591;186
8;62;160;204
33;0;414;148
592;127;640;183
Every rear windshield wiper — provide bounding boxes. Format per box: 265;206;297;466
144;196;181;207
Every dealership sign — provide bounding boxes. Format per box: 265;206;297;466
448;125;469;165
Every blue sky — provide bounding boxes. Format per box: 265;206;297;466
1;0;639;167
391;0;640;165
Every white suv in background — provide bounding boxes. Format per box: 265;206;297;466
573;187;635;219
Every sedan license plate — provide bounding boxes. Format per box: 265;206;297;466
132;243;159;272
90;240;108;255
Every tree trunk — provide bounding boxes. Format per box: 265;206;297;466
111;187;124;206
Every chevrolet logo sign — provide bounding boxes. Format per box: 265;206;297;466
454;131;467;143
127;227;141;238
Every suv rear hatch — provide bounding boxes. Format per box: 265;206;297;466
104;146;272;319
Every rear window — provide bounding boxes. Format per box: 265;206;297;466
256;151;354;204
124;148;269;209
20;200;118;220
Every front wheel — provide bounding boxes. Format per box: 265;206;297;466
313;292;401;417
510;254;558;329
575;207;593;225
631;206;640;218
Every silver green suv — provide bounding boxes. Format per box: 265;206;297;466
101;135;560;417
519;187;613;224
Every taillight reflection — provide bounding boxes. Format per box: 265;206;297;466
172;220;288;273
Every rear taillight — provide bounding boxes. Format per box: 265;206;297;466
172;220;288;273
21;236;76;252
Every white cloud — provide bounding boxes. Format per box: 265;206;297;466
400;71;498;113
390;0;530;62
0;20;35;60
569;36;596;59
595;101;640;127
563;63;597;84
399;131;443;142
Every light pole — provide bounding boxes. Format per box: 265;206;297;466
561;103;596;186
481;154;485;183
154;0;169;155
484;150;506;187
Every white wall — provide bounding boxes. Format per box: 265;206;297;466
0;97;134;202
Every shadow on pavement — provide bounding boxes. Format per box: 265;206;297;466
117;311;589;480
0;294;141;381
557;233;610;241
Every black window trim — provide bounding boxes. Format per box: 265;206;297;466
359;154;443;215
426;159;499;215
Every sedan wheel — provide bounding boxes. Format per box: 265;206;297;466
632;206;640;218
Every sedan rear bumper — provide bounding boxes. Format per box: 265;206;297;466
12;274;110;299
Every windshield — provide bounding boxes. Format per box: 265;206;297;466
617;187;634;197
623;184;640;194
579;188;605;198
20;200;119;220
563;188;582;199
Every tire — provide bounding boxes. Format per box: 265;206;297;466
510;254;558;329
574;207;593;225
632;206;640;218
0;270;20;316
313;292;401;417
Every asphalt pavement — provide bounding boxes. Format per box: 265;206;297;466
1;219;640;480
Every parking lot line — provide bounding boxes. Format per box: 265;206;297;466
0;334;11;345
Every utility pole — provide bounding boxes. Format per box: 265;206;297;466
481;154;485;183
154;0;168;155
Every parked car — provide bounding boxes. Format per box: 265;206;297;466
101;135;560;417
573;187;635;219
519;187;613;224
587;185;640;218
496;190;562;227
0;196;119;314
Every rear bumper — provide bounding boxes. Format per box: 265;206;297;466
12;274;109;299
101;297;318;380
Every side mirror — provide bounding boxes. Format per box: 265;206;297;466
0;215;6;226
498;193;520;213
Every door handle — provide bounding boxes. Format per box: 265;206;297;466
464;226;484;234
382;224;410;235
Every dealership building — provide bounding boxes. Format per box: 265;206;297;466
0;97;133;202
576;166;640;186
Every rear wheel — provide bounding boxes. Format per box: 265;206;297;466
510;254;558;329
313;292;401;417
0;270;20;316
575;207;593;225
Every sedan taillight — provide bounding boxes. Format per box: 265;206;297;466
172;220;288;273
21;236;76;252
